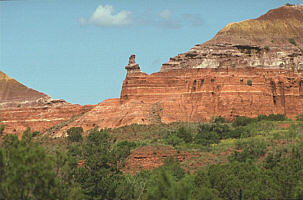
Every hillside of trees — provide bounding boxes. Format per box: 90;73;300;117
0;114;303;199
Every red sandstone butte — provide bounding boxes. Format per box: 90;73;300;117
0;71;94;136
54;5;303;137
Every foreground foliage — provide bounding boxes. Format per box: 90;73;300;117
0;113;302;199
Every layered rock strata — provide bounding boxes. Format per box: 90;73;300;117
0;71;53;108
0;71;94;136
0;104;93;136
54;5;303;136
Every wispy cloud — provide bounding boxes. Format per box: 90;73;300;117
79;5;203;29
79;5;132;27
157;9;182;29
182;14;203;26
159;9;172;20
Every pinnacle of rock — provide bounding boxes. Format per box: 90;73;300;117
125;54;141;74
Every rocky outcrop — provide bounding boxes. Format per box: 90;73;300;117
0;104;93;137
125;55;142;74
124;145;198;173
208;4;303;47
53;5;303;137
0;71;94;136
0;71;55;108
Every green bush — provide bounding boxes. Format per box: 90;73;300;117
267;114;288;121
165;133;184;147
232;116;255;127
0;125;4;136
32;131;41;137
67;127;83;142
296;113;303;121
288;38;297;46
210;123;232;139
247;79;252;86
228;139;267;162
176;127;193;143
194;124;220;146
115;140;137;150
264;46;270;51
0;134;62;199
257;114;268;121
231;126;252;139
257;114;288;121
213;116;226;123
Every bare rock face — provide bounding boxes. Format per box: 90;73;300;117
54;5;303;136
125;55;142;74
1;104;94;137
161;5;303;72
0;71;53;108
0;71;94;136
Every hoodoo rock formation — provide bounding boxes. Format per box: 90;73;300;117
54;5;303;137
0;71;94;136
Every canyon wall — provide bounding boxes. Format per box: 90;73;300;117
1;5;302;137
53;5;303;136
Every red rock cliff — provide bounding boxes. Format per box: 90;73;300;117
0;71;94;136
54;5;303;137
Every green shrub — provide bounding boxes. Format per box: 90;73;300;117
228;139;267;162
67;127;83;142
0;125;4;136
264;151;282;169
165;133;184;147
231;126;252;139
176;127;193;143
296;113;303;121
257;114;268;121
116;140;138;150
288;38;297;46
32;131;41;137
247;79;252;86
268;114;288;121
194;124;220;146
264;46;270;51
210;123;232;139
257;114;288;121
232;116;255;127
213;116;226;123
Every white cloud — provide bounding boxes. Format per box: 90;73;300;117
80;5;132;27
79;6;203;29
159;9;172;20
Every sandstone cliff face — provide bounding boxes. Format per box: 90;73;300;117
0;71;94;136
0;71;53;108
0;104;94;137
53;5;303;137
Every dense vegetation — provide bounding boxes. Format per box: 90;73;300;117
0;114;303;199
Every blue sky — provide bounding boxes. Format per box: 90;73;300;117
0;0;302;105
